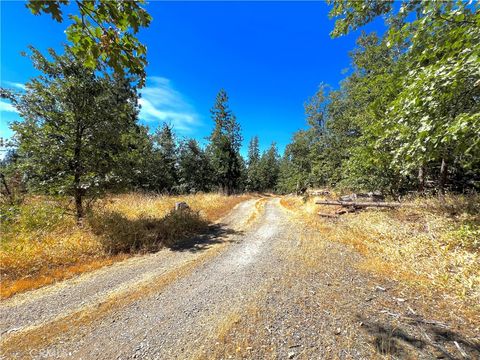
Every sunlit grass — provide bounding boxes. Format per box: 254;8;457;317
0;193;251;298
280;193;480;312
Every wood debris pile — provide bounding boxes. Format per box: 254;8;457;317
316;192;401;218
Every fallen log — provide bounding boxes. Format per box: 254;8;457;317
339;192;385;202
335;207;356;215
317;212;339;218
315;200;401;208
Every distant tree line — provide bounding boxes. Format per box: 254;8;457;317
2;0;479;224
277;0;480;196
0;50;280;221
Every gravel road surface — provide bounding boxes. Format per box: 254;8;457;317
1;198;479;359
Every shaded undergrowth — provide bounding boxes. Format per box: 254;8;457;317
88;208;209;253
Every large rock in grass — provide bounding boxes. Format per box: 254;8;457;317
174;202;190;211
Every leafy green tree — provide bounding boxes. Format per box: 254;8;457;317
1;48;140;221
26;0;152;86
382;3;480;194
318;0;480;194
177;139;213;193
277;131;316;194
207;89;243;195
333;32;408;193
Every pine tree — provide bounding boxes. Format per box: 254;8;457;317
207;89;243;195
258;142;280;191
178;139;213;193
246;136;261;192
2;47;140;221
153;123;178;193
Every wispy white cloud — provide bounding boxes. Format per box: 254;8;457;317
0;100;17;113
139;77;200;133
3;81;26;90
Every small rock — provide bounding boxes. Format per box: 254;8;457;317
175;202;190;211
375;285;386;292
288;351;296;359
334;328;341;335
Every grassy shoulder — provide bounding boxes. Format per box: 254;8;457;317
280;193;480;318
0;193;252;299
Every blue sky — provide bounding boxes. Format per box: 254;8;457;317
1;1;384;156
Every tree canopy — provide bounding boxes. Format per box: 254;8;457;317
2;48;141;220
26;0;152;86
279;0;480;195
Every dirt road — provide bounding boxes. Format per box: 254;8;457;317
1;198;479;359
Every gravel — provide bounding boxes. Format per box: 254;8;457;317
1;198;479;360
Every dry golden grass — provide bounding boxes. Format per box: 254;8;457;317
280;194;480;313
1;242;227;356
0;193;251;298
193;296;269;360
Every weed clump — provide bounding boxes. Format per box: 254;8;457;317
89;208;208;253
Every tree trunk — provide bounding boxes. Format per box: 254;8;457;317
73;118;84;224
74;187;84;224
315;200;401;208
418;166;425;193
439;157;448;199
0;173;13;205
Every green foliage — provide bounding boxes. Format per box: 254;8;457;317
328;0;393;38
0;150;25;207
281;1;479;195
115;124;157;191
0;198;69;249
208;89;244;195
257;142;280;192
16;200;66;233
177;139;213;193
245;136;262;192
246;138;280;193
26;0;152;86
277;130;316;194
2;48;141;220
152;123;178;192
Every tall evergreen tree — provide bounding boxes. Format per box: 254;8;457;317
152;123;178;193
246;136;262;192
207;89;243;195
178;139;213;193
1;47;140;221
277;131;316;194
258;142;280;192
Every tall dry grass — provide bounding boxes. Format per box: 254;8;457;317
280;194;480;313
0;193;251;298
